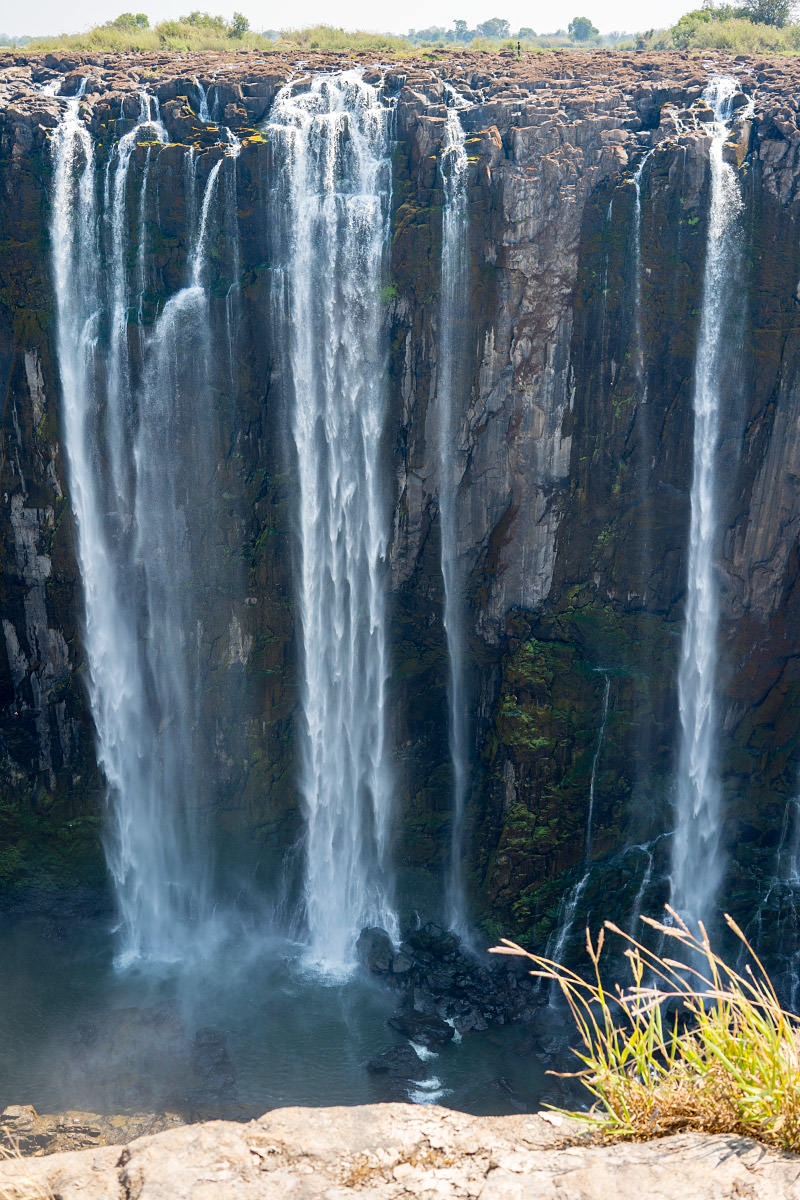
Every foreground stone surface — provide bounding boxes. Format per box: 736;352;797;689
0;1103;798;1198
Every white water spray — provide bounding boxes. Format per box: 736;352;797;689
194;76;211;122
105;93;167;511
632;149;654;394
267;72;398;973
437;91;471;934
52;91;237;965
671;76;746;925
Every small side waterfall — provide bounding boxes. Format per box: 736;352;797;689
548;871;590;975
437;94;471;934
748;797;800;1009
584;672;610;861
193;76;210;122
548;671;610;963
631;149;654;397
51;89;238;965
671;77;745;925
267;73;398;973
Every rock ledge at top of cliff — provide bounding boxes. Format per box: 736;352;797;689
1;48;800;138
5;48;800;212
0;1102;798;1198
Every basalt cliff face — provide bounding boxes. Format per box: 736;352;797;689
2;48;800;952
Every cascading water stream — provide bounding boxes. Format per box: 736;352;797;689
51;88;237;965
267;72;398;974
548;671;611;965
437;90;471;935
105;93;168;509
222;134;242;384
670;76;745;926
747;796;800;1008
194;76;211;122
629;841;656;931
632;149;654;396
584;672;610;861
548;872;590;983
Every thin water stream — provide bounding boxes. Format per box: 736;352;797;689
671;76;746;926
438;90;471;935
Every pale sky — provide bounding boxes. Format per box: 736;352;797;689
3;0;698;40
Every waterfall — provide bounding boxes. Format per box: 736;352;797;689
105;93;167;510
671;77;745;926
51;90;237;965
585;672;610;861
748;796;800;1009
222;136;241;385
438;93;471;934
631;149;654;396
548;671;609;964
193;76;210;122
267;72;398;973
548;871;590;976
628;842;655;932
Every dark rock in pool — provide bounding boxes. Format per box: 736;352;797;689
387;1010;454;1048
495;1076;528;1112
404;925;460;963
359;920;544;1034
365;1045;425;1076
191;1028;237;1103
355;926;395;974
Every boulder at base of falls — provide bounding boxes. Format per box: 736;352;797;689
387;1009;455;1048
365;1045;425;1076
0;1103;797;1198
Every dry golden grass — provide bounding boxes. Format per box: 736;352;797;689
491;906;800;1152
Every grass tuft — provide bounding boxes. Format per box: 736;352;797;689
491;905;800;1152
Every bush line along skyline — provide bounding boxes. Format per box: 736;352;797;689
4;2;800;56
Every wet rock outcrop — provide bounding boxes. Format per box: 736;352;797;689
357;923;540;1036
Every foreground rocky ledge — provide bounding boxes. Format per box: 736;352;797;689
0;1103;798;1198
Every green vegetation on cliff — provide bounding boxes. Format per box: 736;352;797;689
14;14;410;54
646;5;800;51
9;7;800;55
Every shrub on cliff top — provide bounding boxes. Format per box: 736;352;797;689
25;16;268;52
661;8;800;50
491;907;800;1152
22;19;412;54
271;25;411;53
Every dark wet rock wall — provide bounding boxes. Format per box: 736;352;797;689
2;50;800;947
